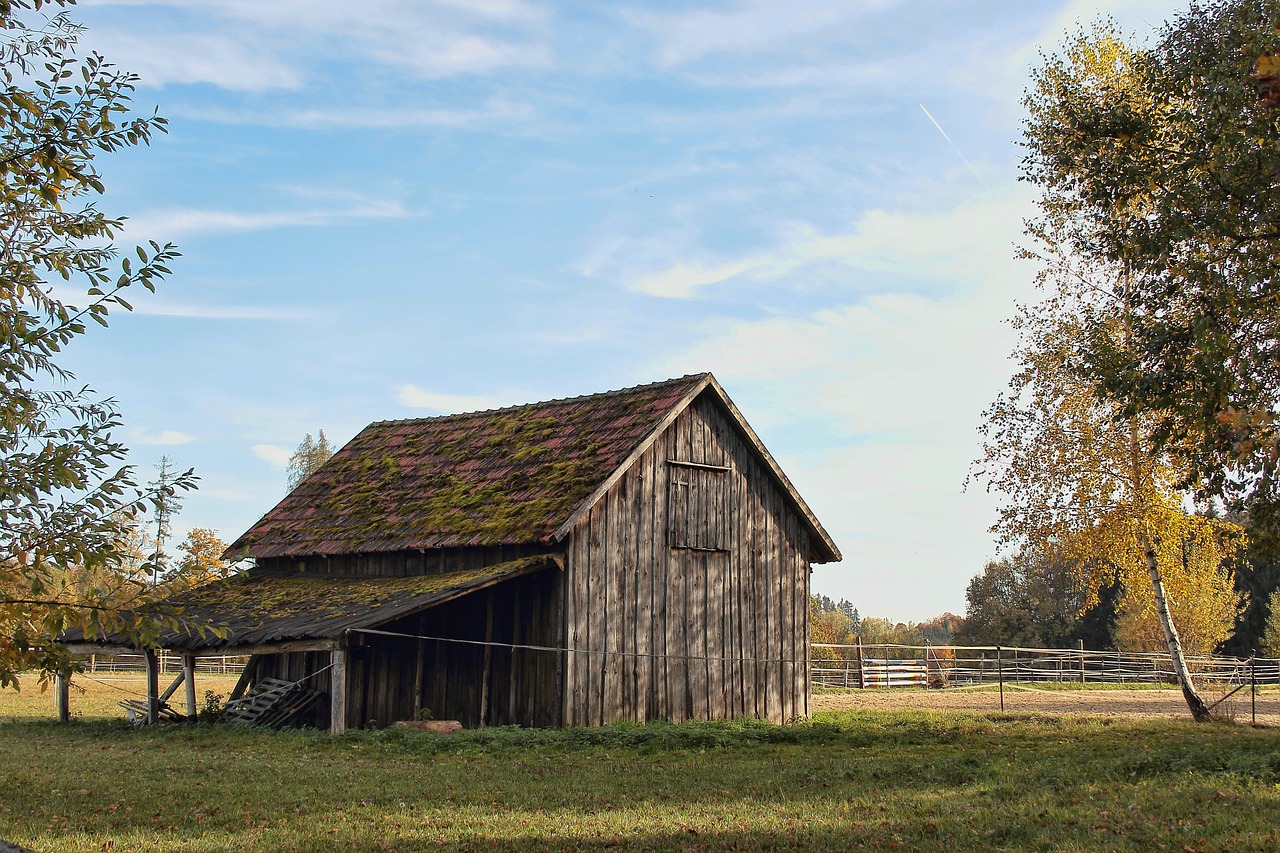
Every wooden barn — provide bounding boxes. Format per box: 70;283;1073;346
69;374;840;731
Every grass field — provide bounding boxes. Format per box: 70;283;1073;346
1;677;1278;851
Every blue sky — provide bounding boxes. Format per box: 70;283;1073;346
61;0;1186;621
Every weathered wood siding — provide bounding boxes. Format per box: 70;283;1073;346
563;392;812;725
255;543;552;578
251;567;564;729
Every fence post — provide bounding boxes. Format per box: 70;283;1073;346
1251;650;1257;726
997;645;1004;712
855;635;864;689
1078;640;1085;685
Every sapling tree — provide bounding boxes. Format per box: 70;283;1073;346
0;0;195;685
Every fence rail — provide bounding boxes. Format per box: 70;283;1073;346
812;643;1280;689
79;653;248;676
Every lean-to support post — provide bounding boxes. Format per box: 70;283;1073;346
330;647;348;735
183;654;198;723
54;671;70;723
144;649;160;725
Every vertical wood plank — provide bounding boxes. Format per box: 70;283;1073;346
635;446;654;722
603;475;625;723
653;430;670;720
479;594;494;726
330;647;348;734
587;500;607;726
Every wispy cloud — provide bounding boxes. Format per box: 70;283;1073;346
83;0;553;91
127;428;196;446
252;444;292;468
625;191;1031;300
628;0;897;68
122;199;412;239
174;98;535;130
396;385;504;413
128;302;314;321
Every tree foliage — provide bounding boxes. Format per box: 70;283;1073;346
165;528;236;591
0;0;194;686
954;551;1096;649
1023;3;1280;516
287;429;334;491
1262;588;1280;656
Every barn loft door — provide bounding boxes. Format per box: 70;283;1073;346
667;460;731;551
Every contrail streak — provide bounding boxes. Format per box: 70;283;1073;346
919;103;986;186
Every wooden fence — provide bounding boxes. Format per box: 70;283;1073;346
79;653;248;676
812;642;1280;689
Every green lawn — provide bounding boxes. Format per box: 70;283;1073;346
0;706;1277;852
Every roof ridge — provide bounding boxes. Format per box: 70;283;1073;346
371;372;711;426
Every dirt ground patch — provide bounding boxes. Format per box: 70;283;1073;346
813;685;1280;725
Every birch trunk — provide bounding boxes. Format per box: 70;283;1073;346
1121;279;1209;722
1138;524;1210;721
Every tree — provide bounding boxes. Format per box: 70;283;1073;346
991;14;1257;720
954;551;1089;649
0;0;193;686
973;261;1243;718
287;429;334;491
1112;531;1242;656
1021;3;1280;519
164;528;236;591
1262;588;1280;657
145;455;183;586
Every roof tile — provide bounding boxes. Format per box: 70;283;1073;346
227;374;709;559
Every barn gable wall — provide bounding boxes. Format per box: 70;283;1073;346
563;392;812;725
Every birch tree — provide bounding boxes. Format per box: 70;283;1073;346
974;265;1243;719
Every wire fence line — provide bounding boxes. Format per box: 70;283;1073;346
811;642;1280;690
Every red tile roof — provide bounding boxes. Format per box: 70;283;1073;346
227;374;710;558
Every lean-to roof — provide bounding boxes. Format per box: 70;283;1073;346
70;556;553;652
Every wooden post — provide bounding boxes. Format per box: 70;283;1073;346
54;671;70;723
997;645;1004;712
855;635;864;689
183;654;198;723
144;649;160;725
330;647;347;735
228;655;259;703
1079;639;1086;685
479;595;494;727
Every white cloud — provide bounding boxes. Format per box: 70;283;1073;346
130;302;313;320
128;428;195;445
395;385;503;413
122;199;411;239
83;0;552;90
177;97;535;130
629;0;897;68
627;191;1032;300
252;444;293;468
88;28;300;91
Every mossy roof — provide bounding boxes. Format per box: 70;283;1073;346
124;556;553;651
227;374;711;559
